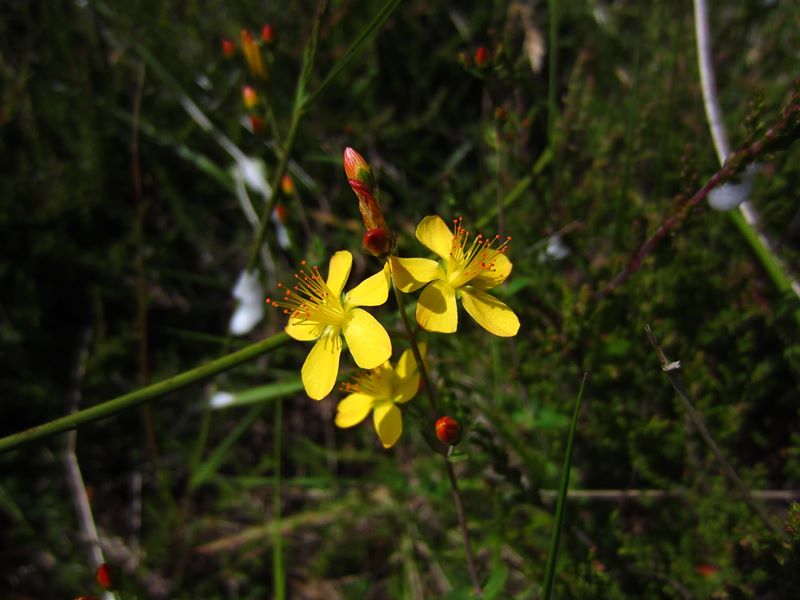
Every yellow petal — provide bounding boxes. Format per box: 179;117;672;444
335;393;374;428
415;215;453;260
416;280;457;333
345;264;390;307
373;401;402;448
326;250;353;297
395;344;425;379
461;288;520;337
342;307;392;369
390;256;444;292
394;345;424;403
394;372;420;403
285;315;325;341
471;252;513;290
301;333;342;400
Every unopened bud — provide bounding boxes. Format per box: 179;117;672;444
242;85;258;109
95;563;116;590
343;147;374;194
241;29;267;79
280;174;295;196
343;147;393;242
261;24;274;44
435;416;461;445
363;228;393;258
474;46;489;67
249;114;265;133
221;38;236;58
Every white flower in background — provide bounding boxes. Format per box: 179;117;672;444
229;269;264;335
538;234;570;263
271;204;291;250
209;391;236;409
708;164;758;211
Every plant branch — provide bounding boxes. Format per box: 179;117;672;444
601;92;800;298
0;333;291;453
644;324;781;535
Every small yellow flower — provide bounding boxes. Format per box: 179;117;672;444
390;215;520;337
335;345;425;448
267;251;391;400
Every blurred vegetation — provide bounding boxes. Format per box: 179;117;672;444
1;0;799;598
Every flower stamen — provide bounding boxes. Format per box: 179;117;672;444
266;260;346;326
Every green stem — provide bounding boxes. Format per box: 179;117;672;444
0;333;291;453
273;397;286;599
391;283;437;413
303;0;403;110
245;0;327;273
727;209;800;326
542;372;588;600
391;279;481;595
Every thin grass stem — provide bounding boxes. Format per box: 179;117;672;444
542;372;588;600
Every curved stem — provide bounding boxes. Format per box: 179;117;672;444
0;332;291;453
391;280;481;595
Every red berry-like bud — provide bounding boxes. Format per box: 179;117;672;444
474;46;489;67
95;563;116;590
248;115;265;133
242;85;258;109
363;228;393;258
261;24;274;44
435;416;461;445
221;38;236;58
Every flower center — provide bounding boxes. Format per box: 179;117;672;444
266;260;346;327
445;217;511;288
341;365;393;400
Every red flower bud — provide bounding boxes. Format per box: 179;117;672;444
221;38;236;58
363;228;393;258
474;46;489;67
343;147;374;194
435;416;461;445
343;147;394;245
242;85;258;109
249;115;265;133
261;24;274;44
95;563;116;590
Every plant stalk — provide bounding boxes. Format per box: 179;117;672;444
0;333;291;453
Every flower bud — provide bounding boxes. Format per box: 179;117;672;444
221;38;236;58
435;416;461;445
343;147;374;195
95;563;116;590
248;114;265;133
261;24;274;44
363;227;393;258
280;174;295;196
242;85;258;110
474;46;489;67
241;29;267;79
342;148;394;248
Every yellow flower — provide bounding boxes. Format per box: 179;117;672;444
335;345;425;448
390;215;520;337
267;251;391;400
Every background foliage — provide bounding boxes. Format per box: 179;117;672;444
1;0;799;598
